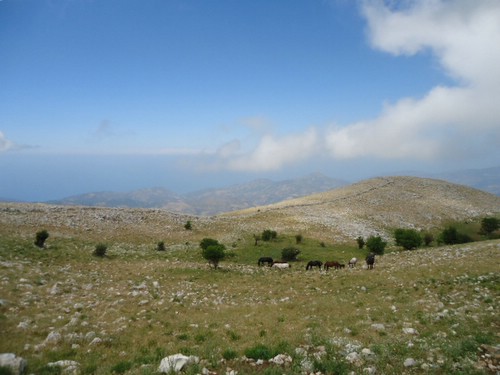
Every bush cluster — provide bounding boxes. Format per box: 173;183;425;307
281;247;301;261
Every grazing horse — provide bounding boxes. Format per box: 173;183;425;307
324;261;343;270
365;253;375;269
306;260;323;270
272;262;291;269
348;257;357;268
258;257;274;266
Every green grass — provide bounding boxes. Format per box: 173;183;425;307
0;230;498;374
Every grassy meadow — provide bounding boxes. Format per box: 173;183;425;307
0;226;499;375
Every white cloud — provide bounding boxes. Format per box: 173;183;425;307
325;0;500;161
223;128;320;172
0;131;14;152
198;0;500;173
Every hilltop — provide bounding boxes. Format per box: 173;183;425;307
223;176;500;242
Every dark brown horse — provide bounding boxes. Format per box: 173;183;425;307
306;260;323;270
258;257;273;266
366;253;375;269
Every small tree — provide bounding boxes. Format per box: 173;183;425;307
261;229;277;241
295;234;303;244
366;235;386;255
438;226;472;245
281;247;301;261
479;217;500;237
200;238;219;250
34;229;49;248
93;243;108;257
201;244;226;269
356;236;365;249
157;241;166;251
394;228;423;250
184;220;192;230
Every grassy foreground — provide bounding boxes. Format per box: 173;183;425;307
0;233;498;375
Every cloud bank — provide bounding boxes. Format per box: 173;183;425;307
211;0;500;171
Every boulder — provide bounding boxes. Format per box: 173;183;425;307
0;353;27;375
158;354;199;373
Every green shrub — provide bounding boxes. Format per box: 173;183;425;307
366;236;386;255
110;360;132;374
438;226;472;245
295;234;303;244
394;228;422;250
222;349;238;360
0;365;15;375
34;229;49;248
261;229;277;241
157;241;166;251
184;220;192;230
226;330;241;341
479;217;499;237
93;243;108;257
281;247;301;261
244;344;274;360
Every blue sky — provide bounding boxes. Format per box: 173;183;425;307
1;0;499;201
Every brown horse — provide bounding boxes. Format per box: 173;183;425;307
324;261;344;270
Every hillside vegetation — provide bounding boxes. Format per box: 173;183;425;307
0;176;499;374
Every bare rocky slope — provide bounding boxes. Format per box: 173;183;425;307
1;176;499;244
221;176;500;242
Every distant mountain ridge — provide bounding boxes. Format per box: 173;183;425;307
47;172;349;215
44;167;500;215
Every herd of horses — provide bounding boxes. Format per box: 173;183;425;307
257;254;376;270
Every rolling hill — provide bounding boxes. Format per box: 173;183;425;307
2;176;499;244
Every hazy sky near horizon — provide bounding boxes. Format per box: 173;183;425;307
1;0;500;201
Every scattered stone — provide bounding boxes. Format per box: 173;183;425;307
89;337;102;346
402;327;418;335
269;354;292;365
404;358;417;367
158;354;199;373
361;348;375;357
477;344;500;373
50;282;63;295
73;303;84;311
371;323;385;331
48;360;80;375
17;321;29;330
0;353;27;375
346;352;360;364
44;331;62;345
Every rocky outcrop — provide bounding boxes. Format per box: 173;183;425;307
0;353;27;375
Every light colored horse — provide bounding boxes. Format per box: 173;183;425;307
272;262;291;269
348;257;358;268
